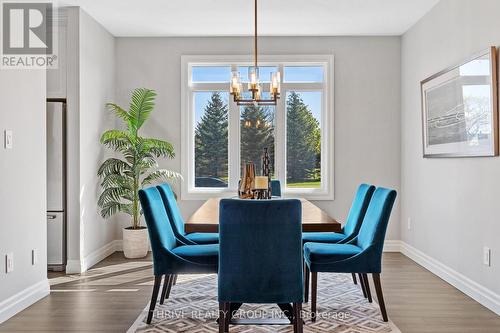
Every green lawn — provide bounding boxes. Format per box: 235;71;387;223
287;180;321;188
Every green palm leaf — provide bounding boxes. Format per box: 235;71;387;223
97;158;131;177
100;202;133;219
97;187;131;207
142;169;183;186
106;103;130;124
100;130;130;152
142;138;175;158
129;88;156;133
101;173;132;189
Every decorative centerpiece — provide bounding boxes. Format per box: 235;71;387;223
239;162;256;199
239;148;273;199
254;176;269;199
262;147;272;199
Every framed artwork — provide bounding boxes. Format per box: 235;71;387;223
421;47;498;157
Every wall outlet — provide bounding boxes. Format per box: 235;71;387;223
6;253;14;273
4;130;13;149
32;249;38;266
407;217;412;230
483;247;491;267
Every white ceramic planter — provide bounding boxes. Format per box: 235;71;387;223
123;227;149;259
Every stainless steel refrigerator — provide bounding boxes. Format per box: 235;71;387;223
47;100;66;271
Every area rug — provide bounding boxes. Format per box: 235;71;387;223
128;273;401;332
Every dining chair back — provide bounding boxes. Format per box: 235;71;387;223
342;184;376;239
157;183;188;240
218;198;303;332
157;183;219;245
271;180;281;197
140;186;178;256
356;187;397;260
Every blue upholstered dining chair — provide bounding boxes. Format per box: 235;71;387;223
157;183;219;245
218;199;304;333
139;186;219;325
303;187;397;322
302;183;375;301
271;179;281;197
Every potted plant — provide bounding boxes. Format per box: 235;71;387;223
97;88;181;258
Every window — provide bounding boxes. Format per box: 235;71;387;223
286;91;322;189
240;104;276;177
181;55;333;200
194;92;229;188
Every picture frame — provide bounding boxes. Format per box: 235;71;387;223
421;46;498;157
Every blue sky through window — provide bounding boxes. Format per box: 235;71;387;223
284;66;323;82
192;66;231;82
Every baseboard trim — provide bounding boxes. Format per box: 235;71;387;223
66;240;122;274
65;259;84;274
383;239;401;252
398;241;500;316
83;240;121;271
0;279;50;324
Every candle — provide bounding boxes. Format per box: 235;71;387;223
254;176;269;190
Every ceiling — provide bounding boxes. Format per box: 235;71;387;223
58;0;440;37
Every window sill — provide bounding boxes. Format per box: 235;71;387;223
181;189;334;201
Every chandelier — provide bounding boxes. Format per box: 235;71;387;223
229;0;281;106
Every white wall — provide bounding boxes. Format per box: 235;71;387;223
66;7;117;273
401;0;500;302
65;6;81;272
0;69;49;321
79;10;117;260
115;36;401;239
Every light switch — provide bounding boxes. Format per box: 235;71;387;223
483;247;491;267
4;130;13;149
6;253;13;273
32;249;38;266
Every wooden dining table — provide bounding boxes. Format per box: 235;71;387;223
185;197;341;233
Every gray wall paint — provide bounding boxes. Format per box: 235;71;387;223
402;0;500;295
0;70;47;301
79;9;117;258
115;36;401;239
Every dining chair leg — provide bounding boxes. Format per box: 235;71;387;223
147;276;162;324
224;302;230;332
352;273;357;285
358;273;367;298
292;302;298;332
362;273;372;303
172;274;178;285
304;263;310;303
293;302;303;333
372;273;388;322
218;302;226;333
311;272;318;322
165;274;174;300
160;274;171;304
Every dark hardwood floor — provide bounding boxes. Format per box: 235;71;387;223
1;252;499;332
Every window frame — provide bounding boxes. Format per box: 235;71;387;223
181;54;334;200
